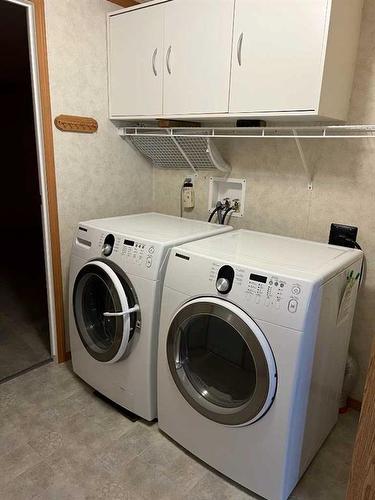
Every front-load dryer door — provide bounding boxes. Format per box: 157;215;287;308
73;260;139;363
167;297;277;426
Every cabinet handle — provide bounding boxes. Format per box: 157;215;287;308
237;32;244;66
152;48;158;76
166;45;172;75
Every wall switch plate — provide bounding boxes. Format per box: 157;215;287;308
329;223;358;248
208;177;246;217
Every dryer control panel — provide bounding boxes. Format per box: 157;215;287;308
245;272;303;314
165;250;317;331
209;264;303;312
207;262;312;331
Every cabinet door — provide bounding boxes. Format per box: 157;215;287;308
230;0;328;113
163;0;234;116
108;6;164;117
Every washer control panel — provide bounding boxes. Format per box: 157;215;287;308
98;232;160;277
121;239;156;269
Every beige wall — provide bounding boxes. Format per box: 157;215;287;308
44;0;153;298
153;0;375;401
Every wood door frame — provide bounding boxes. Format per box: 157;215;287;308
5;0;67;362
109;0;139;8
346;338;375;499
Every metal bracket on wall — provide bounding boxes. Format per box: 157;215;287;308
170;135;198;175
293;131;313;190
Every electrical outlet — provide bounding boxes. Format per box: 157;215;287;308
182;177;195;209
182;185;195;209
329;223;358;248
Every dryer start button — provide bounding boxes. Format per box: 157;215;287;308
288;299;298;313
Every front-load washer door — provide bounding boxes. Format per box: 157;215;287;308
167;297;277;426
73;260;140;364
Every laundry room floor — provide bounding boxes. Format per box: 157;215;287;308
0;250;51;382
0;362;357;500
0;279;51;382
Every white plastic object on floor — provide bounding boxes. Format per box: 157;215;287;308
340;354;358;409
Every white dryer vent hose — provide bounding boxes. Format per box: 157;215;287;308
339;354;358;409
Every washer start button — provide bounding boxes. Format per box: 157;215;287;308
288;299;298;313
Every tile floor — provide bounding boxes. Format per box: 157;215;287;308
0;362;357;499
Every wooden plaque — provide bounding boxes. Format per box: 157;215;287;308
54;115;98;134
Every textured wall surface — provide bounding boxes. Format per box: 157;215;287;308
153;0;375;400
44;0;153;305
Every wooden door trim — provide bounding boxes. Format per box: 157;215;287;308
109;0;139;8
346;339;375;499
29;0;67;362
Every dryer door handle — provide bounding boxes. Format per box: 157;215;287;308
103;305;140;317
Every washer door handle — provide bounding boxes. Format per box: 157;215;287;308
103;305;140;317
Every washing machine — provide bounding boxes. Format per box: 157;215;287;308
69;212;232;421
157;229;363;500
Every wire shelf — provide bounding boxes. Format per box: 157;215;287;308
119;124;375;186
120;124;375;139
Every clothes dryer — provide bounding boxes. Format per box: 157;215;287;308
157;229;362;499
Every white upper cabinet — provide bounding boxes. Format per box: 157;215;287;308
230;0;328;114
163;0;234;115
108;5;164;117
107;0;363;121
